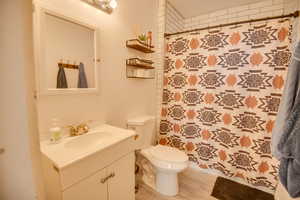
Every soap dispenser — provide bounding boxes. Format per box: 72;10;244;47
50;118;62;143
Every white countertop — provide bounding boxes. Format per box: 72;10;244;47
40;124;136;169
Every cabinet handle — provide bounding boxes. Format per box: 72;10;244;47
107;172;115;180
100;172;115;184
110;172;115;178
100;177;107;184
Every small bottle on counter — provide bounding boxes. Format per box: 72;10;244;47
147;31;152;47
50;118;62;143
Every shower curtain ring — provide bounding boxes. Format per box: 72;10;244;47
265;19;269;26
219;24;223;31
249;18;253;28
208;25;221;33
233;22;238;29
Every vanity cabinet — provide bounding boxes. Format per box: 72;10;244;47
41;126;137;200
62;153;135;200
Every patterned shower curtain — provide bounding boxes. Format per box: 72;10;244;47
159;19;292;191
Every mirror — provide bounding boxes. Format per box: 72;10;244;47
34;8;99;95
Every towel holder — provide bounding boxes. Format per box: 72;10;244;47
58;62;79;69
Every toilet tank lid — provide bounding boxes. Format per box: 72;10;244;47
127;116;155;126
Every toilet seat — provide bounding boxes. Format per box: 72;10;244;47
141;145;188;171
150;145;188;163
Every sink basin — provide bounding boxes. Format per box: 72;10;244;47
64;132;114;150
40;124;136;169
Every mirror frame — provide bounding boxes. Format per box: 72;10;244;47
33;5;100;96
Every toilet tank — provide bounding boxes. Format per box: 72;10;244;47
127;116;156;150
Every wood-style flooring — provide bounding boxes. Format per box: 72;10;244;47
135;168;218;200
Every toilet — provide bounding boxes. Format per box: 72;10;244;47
127;116;188;196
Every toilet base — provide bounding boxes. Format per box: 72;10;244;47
155;171;178;196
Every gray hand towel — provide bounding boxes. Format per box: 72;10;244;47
277;42;300;198
77;62;88;88
278;92;300;198
57;66;68;88
272;42;300;160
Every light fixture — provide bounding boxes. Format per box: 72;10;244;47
109;0;117;9
81;0;118;14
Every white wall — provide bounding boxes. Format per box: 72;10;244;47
183;0;299;30
155;0;167;136
165;0;299;34
35;0;159;139
165;1;184;33
0;0;44;199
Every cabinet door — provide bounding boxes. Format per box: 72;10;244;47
63;168;108;200
107;153;135;200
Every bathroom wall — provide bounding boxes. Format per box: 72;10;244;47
182;0;299;31
165;1;184;34
155;0;167;136
0;0;44;199
35;0;159;139
164;0;300;34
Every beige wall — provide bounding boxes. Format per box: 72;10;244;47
35;0;159;139
0;0;44;199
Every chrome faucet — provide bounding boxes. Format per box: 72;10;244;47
68;122;90;137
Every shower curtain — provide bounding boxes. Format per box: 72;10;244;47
160;19;292;191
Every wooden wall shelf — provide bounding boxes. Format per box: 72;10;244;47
126;76;154;79
126;65;155;79
127;64;154;69
126;58;154;69
126;39;155;53
125;38;155;79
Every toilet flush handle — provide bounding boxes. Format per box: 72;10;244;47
134;135;139;140
127;126;139;140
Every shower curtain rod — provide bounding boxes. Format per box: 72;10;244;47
164;10;300;37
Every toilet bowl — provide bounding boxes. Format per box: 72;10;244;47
127;116;188;196
141;145;188;196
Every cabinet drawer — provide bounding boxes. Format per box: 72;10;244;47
62;168;108;200
60;136;136;190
